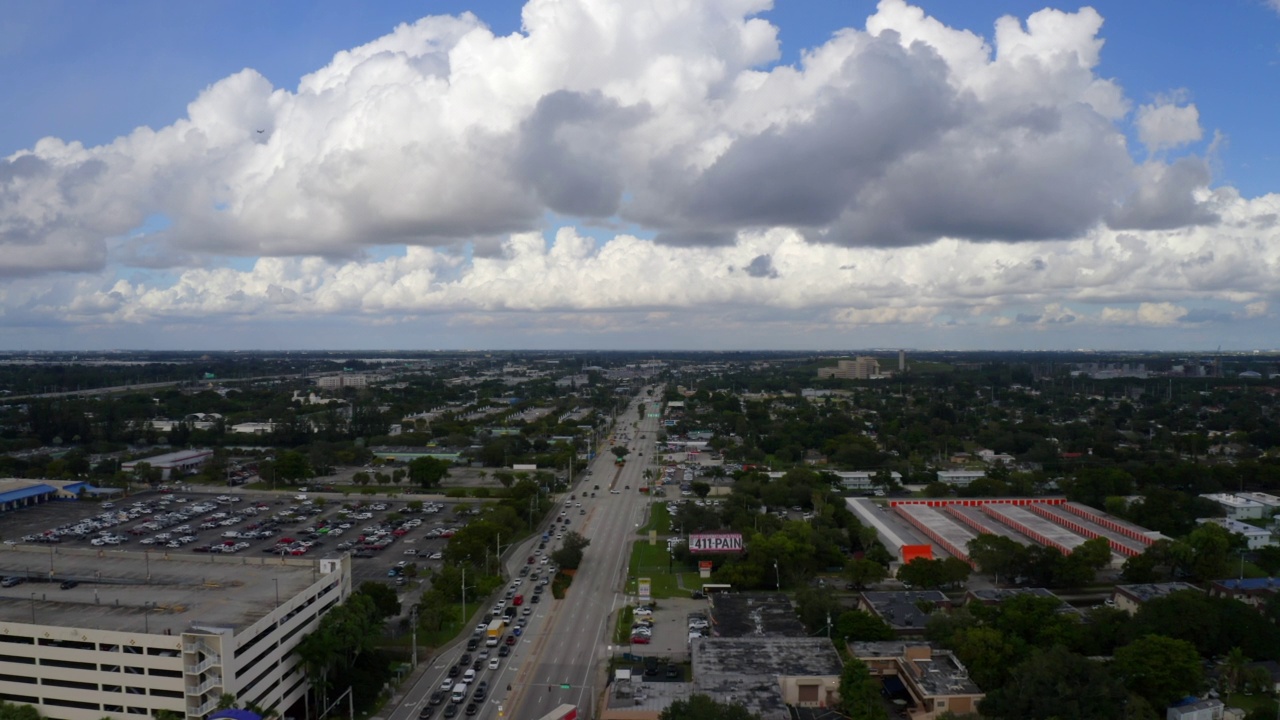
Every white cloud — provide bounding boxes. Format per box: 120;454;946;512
1099;302;1189;326
0;0;1225;277
3;0;1279;348
1135;100;1203;152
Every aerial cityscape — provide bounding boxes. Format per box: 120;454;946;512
4;2;1280;720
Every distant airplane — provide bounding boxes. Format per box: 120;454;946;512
256;129;265;134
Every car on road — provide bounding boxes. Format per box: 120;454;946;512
59;580;79;590
505;634;517;646
429;691;446;706
1;577;24;588
442;704;458;719
464;703;478;717
498;645;511;657
488;657;500;670
418;704;436;718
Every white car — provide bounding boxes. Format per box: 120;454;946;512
429;552;443;560
488;658;500;670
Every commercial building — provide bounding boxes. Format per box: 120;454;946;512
315;374;367;389
935;471;986;487
817;357;881;380
1199;493;1267;520
121;450;214;481
1197;517;1275;549
1235;492;1280;517
857;591;952;635
692;637;844;717
850;641;985;720
0;480;115;514
1166;698;1226;720
0;546;351;720
834;471;901;490
1208;577;1280;612
1112;582;1202;615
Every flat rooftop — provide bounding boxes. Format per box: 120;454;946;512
692;637;844;720
850;641;983;697
0;546;323;635
860;591;949;631
1115;582;1201;603
709;593;807;638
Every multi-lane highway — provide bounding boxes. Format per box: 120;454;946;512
392;391;662;720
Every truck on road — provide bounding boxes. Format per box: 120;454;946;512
485;619;504;647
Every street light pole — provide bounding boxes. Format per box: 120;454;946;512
411;605;419;667
774;561;780;590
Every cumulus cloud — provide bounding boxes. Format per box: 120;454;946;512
7;0;1280;348
1136;99;1203;152
0;0;1234;279
1100;302;1189;326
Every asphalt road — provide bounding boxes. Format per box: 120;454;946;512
392;392;660;720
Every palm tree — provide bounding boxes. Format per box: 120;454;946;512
1223;647;1250;694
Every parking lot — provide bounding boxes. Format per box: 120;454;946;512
1;491;476;596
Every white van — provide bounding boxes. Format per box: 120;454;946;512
463;668;476;684
450;682;468;703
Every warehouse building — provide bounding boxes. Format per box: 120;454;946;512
0;547;350;720
121;450;214;481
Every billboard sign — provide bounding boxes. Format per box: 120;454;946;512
638;577;651;603
689;533;744;554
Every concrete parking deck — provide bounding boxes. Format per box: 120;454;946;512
0;545;321;634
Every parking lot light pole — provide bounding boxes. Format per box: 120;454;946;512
411;606;418;667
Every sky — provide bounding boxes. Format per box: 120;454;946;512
3;0;1280;352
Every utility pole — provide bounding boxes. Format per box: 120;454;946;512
409;602;419;666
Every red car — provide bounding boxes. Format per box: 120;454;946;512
505;635;517;646
630;635;650;645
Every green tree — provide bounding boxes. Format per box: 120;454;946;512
0;700;41;720
834;610;895;642
408;456;450;488
1222;647;1250;694
274;450;313;484
844;558;887;590
981;646;1128;720
1113;634;1203;708
949;626;1022;691
355;581;402;619
1253;545;1280;576
551;531;591;570
1183;522;1232;581
691;481;711;499
967;534;1026;584
659;693;762;720
839;658;886;720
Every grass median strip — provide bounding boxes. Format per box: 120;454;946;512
627;540;700;599
613;606;636;644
